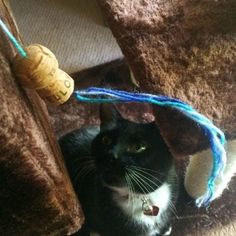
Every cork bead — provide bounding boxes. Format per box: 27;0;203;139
37;69;74;105
13;44;74;105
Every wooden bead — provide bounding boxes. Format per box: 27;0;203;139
13;44;74;105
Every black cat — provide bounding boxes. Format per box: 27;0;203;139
59;105;178;236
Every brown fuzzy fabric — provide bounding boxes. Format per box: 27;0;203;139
1;0;236;235
98;0;236;155
48;61;236;236
48;59;138;138
0;1;83;235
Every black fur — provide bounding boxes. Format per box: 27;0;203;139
59;105;178;236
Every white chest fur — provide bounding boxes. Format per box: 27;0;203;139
111;183;171;235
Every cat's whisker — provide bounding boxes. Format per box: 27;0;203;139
77;161;95;167
129;166;163;185
128;169;159;193
132;172;158;194
130;165;158;173
129;165;166;177
169;206;178;219
75;162;95;174
128;171;137;214
125;174;135;214
131;169;160;188
127;167;161;189
129;177;136;213
77;167;95;182
132;173;154;195
69;158;95;168
73;163;95;182
129;169;179;219
167;202;178;219
125;174;132;207
125;170;134;204
129;165;164;182
134;170;178;216
73;167;91;181
167;199;179;219
127;170;149;195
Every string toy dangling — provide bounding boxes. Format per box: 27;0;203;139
0;18;74;105
0;18;27;57
74;87;227;207
1;17;227;207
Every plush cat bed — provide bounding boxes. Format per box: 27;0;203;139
50;0;236;235
95;1;236;234
1;0;236;235
48;60;236;236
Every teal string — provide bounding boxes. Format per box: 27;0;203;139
0;18;27;58
0;15;225;207
74;87;227;207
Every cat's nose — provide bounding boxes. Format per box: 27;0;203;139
108;150;119;160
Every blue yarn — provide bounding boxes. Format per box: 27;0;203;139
74;87;226;207
0;16;225;207
0;18;27;58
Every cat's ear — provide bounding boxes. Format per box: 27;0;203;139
100;104;122;129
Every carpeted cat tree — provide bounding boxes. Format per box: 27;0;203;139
0;0;236;235
0;1;83;235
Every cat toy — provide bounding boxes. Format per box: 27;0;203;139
73;87;227;207
0;18;231;207
0;19;74;105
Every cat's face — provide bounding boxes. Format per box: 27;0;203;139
92;105;173;193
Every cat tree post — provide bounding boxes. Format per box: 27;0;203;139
98;0;236;154
0;1;83;235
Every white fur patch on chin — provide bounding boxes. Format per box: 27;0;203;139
112;183;171;235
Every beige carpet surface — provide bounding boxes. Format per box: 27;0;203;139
9;0;123;73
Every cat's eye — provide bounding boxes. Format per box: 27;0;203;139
127;143;147;154
102;135;112;145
